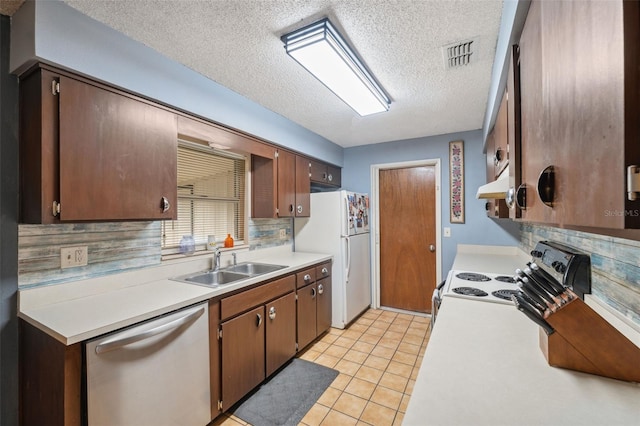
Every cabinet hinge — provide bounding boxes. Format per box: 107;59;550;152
275;151;279;159
275;208;279;214
217;400;223;411
295;294;298;301
295;342;299;351
627;165;640;201
52;201;61;217
51;80;60;95
217;328;222;340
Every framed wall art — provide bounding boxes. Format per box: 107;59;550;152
449;140;465;223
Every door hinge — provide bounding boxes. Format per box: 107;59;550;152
217;400;223;411
52;201;61;217
51;80;60;95
627;165;640;201
217;328;222;340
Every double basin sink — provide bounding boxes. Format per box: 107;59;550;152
173;262;287;287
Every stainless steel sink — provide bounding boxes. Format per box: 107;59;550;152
181;270;250;286
225;262;287;276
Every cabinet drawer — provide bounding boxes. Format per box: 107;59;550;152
296;268;316;289
316;262;331;278
221;275;295;321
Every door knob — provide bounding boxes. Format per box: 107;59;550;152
429;245;436;252
268;306;276;320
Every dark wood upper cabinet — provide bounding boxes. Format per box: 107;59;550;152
295;155;311;217
310;159;342;188
519;0;640;229
20;66;177;223
276;150;296;217
507;44;523;220
493;91;509;178
484;95;509;219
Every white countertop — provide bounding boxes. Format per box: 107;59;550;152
404;245;640;425
404;297;640;426
18;247;331;345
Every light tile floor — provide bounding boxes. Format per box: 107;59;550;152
213;308;432;426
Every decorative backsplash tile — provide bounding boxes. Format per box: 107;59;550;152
18;218;293;288
520;223;640;327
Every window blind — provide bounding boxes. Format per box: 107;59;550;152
162;142;246;251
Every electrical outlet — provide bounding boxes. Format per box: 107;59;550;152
444;227;451;237
279;229;287;239
61;246;88;269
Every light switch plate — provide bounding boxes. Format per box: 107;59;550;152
444;227;451;237
61;246;88;269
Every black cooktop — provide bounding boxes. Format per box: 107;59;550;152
494;275;516;284
492;289;520;301
452;287;489;297
455;272;491;282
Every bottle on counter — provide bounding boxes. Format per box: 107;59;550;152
224;234;234;248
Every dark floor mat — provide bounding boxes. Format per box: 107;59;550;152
231;358;339;426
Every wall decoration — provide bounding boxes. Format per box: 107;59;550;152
449;140;465;223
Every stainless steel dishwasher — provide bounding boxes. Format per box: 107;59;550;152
85;302;210;425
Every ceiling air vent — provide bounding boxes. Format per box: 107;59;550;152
442;37;478;69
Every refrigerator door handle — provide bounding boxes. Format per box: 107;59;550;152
344;235;351;283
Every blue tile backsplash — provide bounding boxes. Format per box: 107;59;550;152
18;218;293;288
520;223;640;328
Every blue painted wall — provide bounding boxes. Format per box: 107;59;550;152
343;129;520;273
10;0;342;166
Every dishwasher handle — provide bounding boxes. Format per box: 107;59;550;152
95;305;205;354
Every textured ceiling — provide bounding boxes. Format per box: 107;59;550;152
6;1;503;147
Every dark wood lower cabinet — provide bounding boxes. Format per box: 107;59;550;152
221;305;265;410
297;283;317;350
316;277;332;335
265;292;297;377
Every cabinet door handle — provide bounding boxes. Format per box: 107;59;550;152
304;274;311;282
160;196;171;213
321;267;328;276
297;205;303;214
311;287;316;298
289;204;294;213
327;174;333;182
318;284;324;295
322;172;327;181
268;306;276;320
256;313;263;327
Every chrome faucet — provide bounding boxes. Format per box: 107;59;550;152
232;253;237;266
212;249;222;271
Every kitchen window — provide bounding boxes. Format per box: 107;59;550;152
162;140;246;254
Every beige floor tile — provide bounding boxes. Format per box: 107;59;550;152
378;372;409;393
331;373;353;390
405;379;416;394
348;323;369;333
335;359;362;376
329;327;346;336
299;349;322;362
377;337;400;350
320;410;358;426
387;323;409;334
342;329;364;341
344;377;377;400
312;341;331;352
370;345;395;359
301;403;330;426
386;361;413;378
396;313;414;321
370;386;403;410
375;316;394;324
399;394;411;413
354;365;384;384
379;310;398;319
359;333;381;345
402;333;425;346
324;345;349;359
334;336;357;349
351;341;375;354
397;341;420;355
369;321;390;331
318;386;342;407
209;414;244;426
410;366;420;380
360;401;397;426
315;353;340;368
355;317;374;326
383;330;405;341
393;411;405;426
365;327;385;337
405;327;426;338
412;315;430;323
362;311;381;319
364;355;391;371
343;349;368;364
392;351;417;366
332;392;368;419
321;333;340;344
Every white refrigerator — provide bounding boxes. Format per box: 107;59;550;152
294;191;371;329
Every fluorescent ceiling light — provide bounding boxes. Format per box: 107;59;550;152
282;18;391;116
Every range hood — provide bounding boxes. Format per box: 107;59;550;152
476;165;510;199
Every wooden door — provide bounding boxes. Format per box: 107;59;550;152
276;150;296;217
296;283;317;350
379;166;436;313
59;76;177;221
294;155;310;217
221;306;265;410
265;292;297;377
316;277;332;336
